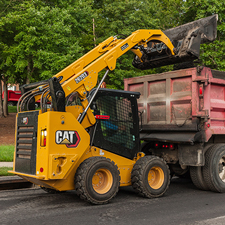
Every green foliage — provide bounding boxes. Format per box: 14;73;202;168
0;145;14;162
0;0;94;84
0;167;13;176
8;106;17;113
93;0;163;89
0;0;223;90
151;0;184;29
94;0;159;37
182;0;225;71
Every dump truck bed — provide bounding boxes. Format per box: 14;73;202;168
124;67;225;143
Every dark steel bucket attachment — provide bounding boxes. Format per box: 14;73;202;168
132;14;218;70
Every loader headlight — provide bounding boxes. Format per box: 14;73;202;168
41;129;47;147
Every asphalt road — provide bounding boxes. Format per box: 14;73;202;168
0;177;225;225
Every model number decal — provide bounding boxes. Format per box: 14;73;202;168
22;117;28;125
75;71;89;84
55;130;80;148
121;43;129;51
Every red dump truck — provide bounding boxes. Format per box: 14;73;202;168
124;66;225;193
2;90;22;106
2;90;47;107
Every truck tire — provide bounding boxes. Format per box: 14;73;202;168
189;144;213;191
131;155;170;198
190;166;209;191
203;144;225;192
74;157;120;204
41;187;65;194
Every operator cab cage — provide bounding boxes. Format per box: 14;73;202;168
89;88;141;160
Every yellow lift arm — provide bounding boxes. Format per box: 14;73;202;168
56;30;175;127
19;29;175;128
53;29;175;98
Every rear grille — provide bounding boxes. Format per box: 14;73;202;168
15;111;39;175
16;126;34;159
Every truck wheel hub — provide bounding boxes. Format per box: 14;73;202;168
219;157;225;182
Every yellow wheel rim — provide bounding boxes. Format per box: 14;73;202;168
148;166;164;189
92;168;113;194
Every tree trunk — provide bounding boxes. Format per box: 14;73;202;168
26;57;33;84
0;78;4;117
26;75;30;84
3;79;8;116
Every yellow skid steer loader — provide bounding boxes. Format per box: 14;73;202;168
10;15;217;204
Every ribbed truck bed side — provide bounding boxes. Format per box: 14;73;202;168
124;67;225;143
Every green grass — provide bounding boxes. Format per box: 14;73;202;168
0;145;14;162
8;105;17;113
0;167;14;176
8;105;40;112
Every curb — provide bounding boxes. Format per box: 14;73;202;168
0;162;13;167
0;176;33;190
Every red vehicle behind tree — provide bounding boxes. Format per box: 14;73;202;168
2;90;22;106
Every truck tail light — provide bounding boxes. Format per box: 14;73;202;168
199;84;204;97
155;143;159;148
162;144;169;149
41;129;47;147
155;143;174;149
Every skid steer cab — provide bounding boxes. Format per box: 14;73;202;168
11;88;170;204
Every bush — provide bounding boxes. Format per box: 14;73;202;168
8;106;17;113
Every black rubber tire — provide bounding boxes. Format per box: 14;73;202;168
41;186;64;194
131;155;170;198
190;144;214;191
74;157;120;204
203;144;225;192
190;166;209;191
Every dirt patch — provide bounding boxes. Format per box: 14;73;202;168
0;113;16;145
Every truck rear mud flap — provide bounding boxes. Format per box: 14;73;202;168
132;14;218;69
15;111;39;175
